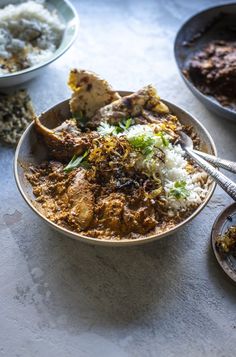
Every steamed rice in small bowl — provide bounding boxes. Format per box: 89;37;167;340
0;0;64;74
0;0;78;86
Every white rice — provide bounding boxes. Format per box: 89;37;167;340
101;123;208;215
0;0;64;73
159;143;208;215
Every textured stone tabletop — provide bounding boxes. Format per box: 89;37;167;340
0;0;236;356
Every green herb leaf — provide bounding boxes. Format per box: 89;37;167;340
125;118;133;129
64;151;89;173
113;126;124;135
97;118;134;136
97;122;116;136
118;118;133;131
128;134;155;156
80;161;91;169
169;181;190;200
156;132;169;147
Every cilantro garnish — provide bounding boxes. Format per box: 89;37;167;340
64;151;89;173
97;118;134;136
169;181;190;199
128;134;155;156
119;118;133;130
97;122;116;136
156;131;169;147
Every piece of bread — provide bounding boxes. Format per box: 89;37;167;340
68;69;120;121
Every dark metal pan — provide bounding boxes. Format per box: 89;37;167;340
174;3;236;121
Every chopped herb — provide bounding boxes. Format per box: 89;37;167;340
80;161;91;169
113;125;124;135
118;118;133;131
64;151;89;173
97;118;134;136
156;131;169;147
128;134;155;156
97;122;116;136
169;181;190;200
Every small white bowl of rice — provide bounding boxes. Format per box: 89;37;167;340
0;0;78;87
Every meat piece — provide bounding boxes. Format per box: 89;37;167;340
123;205;157;234
95;192;157;235
91;85;170;128
67;169;94;230
96;193;125;232
68;69;120;126
185;41;236;108
35;117;97;161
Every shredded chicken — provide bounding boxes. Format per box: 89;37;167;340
67;169;94;229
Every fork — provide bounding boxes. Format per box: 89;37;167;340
179;131;236;200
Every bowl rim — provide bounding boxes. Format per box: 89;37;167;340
14;95;217;246
211;202;236;284
0;0;79;79
173;2;236;118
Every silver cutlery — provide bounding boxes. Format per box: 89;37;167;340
179;131;236;200
180;132;236;173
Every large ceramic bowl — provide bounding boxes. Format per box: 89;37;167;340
14;92;217;246
0;0;79;87
174;3;236;121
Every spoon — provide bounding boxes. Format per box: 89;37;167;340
180;132;236;173
179;131;236;200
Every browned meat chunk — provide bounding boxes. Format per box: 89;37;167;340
91;85;170;128
185;41;236;108
67;169;94;230
96;193;125;232
123;205;157;234
35;117;97;161
95;192;157;235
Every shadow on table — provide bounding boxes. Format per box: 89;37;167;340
8;185;236;335
10;213;190;329
207;245;236;299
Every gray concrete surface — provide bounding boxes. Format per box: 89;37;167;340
0;0;236;356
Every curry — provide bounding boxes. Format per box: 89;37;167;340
26;69;209;240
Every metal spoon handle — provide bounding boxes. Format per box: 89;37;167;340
186;148;236;201
193;150;236;174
